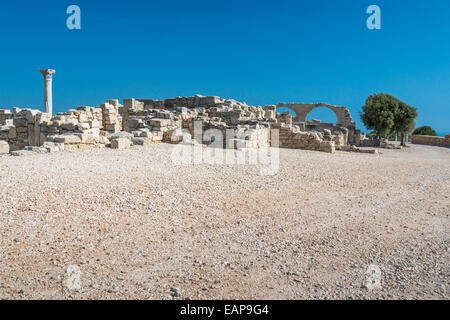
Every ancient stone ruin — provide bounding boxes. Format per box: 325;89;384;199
0;94;375;156
412;134;450;147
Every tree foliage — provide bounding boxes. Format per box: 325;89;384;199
392;101;418;145
361;93;397;137
413;126;437;136
360;93;418;145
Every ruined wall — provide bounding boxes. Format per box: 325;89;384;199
0;102;116;152
412;134;450;147
274;123;336;153
273;103;360;146
102;100;122;133
1;95;366;155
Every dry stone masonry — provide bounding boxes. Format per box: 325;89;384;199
412;134;450;147
0;94;373;156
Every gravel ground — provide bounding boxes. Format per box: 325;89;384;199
0;143;448;300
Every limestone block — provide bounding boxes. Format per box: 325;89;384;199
107;99;121;107
105;123;121;133
51;120;64;127
63;144;80;151
0;132;8;140
150;119;171;127
77;123;91;131
13;118;27;128
76;133;100;144
90;120;100;128
8;127;17;139
24;146;48;154
78;128;100;135
128;118;144;130
0;141;9;154
110;132;134;141
98;135;110;145
54;134;82;144
78;113;89;123
132;137;150;146
152;133;163;142
16;127;28;134
26;110;40;124
357;148;379;154
111;138;131;149
61;121;78;131
42;141;65;153
136;129;152;138
319;141;335;153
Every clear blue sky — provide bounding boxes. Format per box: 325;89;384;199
0;0;449;134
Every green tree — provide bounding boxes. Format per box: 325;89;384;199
361;93;418;145
392;101;418;146
360;93;398;138
413;126;437;136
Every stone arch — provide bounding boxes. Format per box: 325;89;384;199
306;106;338;123
276;106;297;117
275;103;354;126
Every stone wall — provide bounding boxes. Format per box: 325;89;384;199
0;94;367;155
412;134;450;147
0;102;116;153
275;123;336;153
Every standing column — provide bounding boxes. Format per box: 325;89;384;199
39;69;56;114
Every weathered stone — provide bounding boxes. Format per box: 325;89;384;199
0;94;368;155
11;150;35;156
24;146;48;154
111;138;131;149
76;133;99;144
77;123;91;131
412;134;450;147
150;119;171;128
61;121;78;131
0;141;9;154
110;132;134;141
90;120;100;128
42;141;65;153
132;137;150;146
8;127;17;139
54;134;82;144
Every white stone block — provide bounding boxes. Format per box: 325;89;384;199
111;138;131;149
0;141;9;154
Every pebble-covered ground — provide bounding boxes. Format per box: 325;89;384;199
0;143;448;300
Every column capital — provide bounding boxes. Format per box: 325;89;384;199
39;69;56;80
